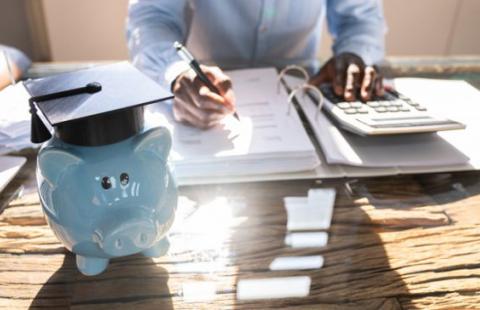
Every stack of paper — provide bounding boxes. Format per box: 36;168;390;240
284;76;474;170
146;68;320;180
0;83;33;155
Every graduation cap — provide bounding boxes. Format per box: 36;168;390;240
24;62;173;146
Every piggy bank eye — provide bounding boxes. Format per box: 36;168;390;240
101;177;112;190
120;173;129;185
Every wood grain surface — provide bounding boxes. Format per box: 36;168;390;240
1;154;480;309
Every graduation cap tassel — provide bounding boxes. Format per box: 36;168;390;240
29;100;52;143
27;82;102;144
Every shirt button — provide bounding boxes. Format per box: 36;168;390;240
259;25;268;33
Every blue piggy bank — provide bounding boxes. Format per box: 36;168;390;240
36;127;177;276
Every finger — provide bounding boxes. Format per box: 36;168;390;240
309;58;334;86
175;98;224;129
201;66;236;109
172;99;185;123
209;71;236;108
220;86;236;110
173;98;203;126
191;79;231;113
333;58;348;97
182;91;226;128
360;66;376;101
174;101;208;128
374;75;385;97
343;63;361;101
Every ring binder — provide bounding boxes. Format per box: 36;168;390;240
278;65;324;118
277;65;309;94
288;85;324;118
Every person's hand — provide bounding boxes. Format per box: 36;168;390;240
309;52;384;102
172;65;236;129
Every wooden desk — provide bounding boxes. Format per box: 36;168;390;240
1;153;480;309
1;58;480;309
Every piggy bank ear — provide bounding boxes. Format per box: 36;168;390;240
38;148;83;184
133;127;172;161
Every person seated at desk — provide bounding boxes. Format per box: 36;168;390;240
0;45;31;90
127;0;386;129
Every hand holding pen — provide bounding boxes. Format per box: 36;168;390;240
172;42;239;129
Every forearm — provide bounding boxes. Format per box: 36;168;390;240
126;0;190;89
327;0;386;65
0;61;21;90
0;45;31;90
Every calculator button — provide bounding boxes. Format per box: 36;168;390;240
379;101;392;107
391;100;403;107
387;106;399;112
416;106;427;111
375;107;387;113
337;102;351;109
344;108;358;114
351;102;362;108
367;101;380;108
357;107;369;114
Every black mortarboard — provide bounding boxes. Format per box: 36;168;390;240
24;62;173;146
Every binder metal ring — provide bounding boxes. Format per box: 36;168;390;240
287;84;324;118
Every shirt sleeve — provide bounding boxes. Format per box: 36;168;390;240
126;0;191;89
0;44;31;75
326;0;386;66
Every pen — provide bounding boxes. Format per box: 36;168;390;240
174;41;240;121
2;50;16;86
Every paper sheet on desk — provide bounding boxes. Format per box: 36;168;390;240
394;78;480;168
146;68;320;179
0;83;34;155
0;156;26;192
286;76;472;168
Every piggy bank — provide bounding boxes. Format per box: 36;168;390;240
36;127;177;276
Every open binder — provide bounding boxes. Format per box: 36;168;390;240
150;67;480;185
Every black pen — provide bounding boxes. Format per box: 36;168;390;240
174;41;240;121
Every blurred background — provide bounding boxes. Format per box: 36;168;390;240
1;0;479;62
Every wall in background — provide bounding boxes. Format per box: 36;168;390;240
320;0;480;60
3;0;480;62
0;0;34;59
42;0;129;61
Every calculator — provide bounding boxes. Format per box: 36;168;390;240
315;84;466;136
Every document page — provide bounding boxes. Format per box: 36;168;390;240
146;68;319;178
0;82;32;154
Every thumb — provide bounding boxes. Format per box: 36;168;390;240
309;58;335;86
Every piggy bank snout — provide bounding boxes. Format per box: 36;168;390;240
94;218;157;257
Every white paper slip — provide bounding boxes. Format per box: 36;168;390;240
308;188;336;226
286;205;328;230
269;255;324;271
236;276;311;300
182;281;217;302
285;232;329;248
283;196;308;208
